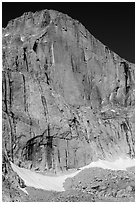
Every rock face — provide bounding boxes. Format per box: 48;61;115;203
2;10;135;172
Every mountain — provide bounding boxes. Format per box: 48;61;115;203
2;9;135;175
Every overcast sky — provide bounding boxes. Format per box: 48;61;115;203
2;2;135;63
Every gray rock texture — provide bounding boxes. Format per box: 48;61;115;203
63;167;135;202
2;10;135;172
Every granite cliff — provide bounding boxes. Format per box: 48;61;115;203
2;10;135;174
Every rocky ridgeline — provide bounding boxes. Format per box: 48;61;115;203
2;10;135;172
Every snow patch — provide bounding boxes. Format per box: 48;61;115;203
10;157;135;192
19;187;29;195
80;157;135;171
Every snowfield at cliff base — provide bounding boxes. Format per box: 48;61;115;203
11;157;135;193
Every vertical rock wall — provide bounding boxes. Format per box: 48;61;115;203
2;10;135;172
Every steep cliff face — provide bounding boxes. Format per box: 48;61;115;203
2;10;135;172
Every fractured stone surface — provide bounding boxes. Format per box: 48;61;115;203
2;9;135;173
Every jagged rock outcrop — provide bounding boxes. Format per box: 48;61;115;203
2;10;135;172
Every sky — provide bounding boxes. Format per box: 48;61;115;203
2;2;135;63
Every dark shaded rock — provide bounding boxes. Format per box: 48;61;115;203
2;9;134;174
2;151;29;202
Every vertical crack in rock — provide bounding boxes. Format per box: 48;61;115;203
46;127;53;170
41;95;48;119
23;47;29;72
2;72;8;114
22;74;27;112
32;41;38;53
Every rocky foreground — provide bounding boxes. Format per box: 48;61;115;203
3;165;135;202
2;9;135;202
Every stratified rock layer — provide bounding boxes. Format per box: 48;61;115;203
2;10;135;172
